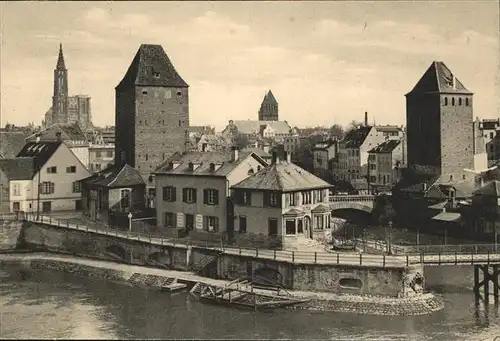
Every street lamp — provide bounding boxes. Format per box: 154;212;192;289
128;212;132;235
387;220;393;255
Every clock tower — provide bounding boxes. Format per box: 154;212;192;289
52;43;68;124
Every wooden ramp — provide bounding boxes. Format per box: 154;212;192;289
195;277;310;311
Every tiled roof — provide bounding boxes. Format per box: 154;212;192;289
283;208;304;216
116;44;188;89
240;147;271;159
407;61;471;95
375;125;403;133
394;170;440;194
154;151;267;177
230;120;291;135
82;164;145;188
0;157;36;180
189;126;214;134
311;204;330;213
25;123;87;142
473;180;500;197
368;139;401;153
0;132;29;159
342;126;373;149
16;141;62;171
232;161;332;192
431;212;461;222
261;90;278;105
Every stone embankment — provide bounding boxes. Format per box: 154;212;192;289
0;252;443;316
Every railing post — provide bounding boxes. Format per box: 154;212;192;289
239;247;241;256
315;252;317;264
337;253;339;264
406;255;409;267
383;255;386;268
438;252;441;265
488;251;490;264
67;221;69;228
49;216;51;224
256;248;259;258
274;249;276;260
455;252;458;265
292;251;295;263
359;253;362;266
471;251;474;265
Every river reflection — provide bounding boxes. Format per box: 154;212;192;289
1;263;500;340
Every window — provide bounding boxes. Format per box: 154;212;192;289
247;168;254;175
268;218;278;236
318;190;325;202
285;220;296;235
459;98;462;106
302;191;312;205
452;97;455;106
164;212;175;228
12;183;20;196
466;98;469;106
268;192;278;207
162;186;176;202
152;71;160;78
183;188;197;203
120;189;131;209
298;219;303;233
444;97;448;106
66;166;76;173
204;189;219;205
165;89;172;99
46;166;57;174
145;154;148;161
287;192;296;206
41;182;55;194
203;216;219;232
142;90;148;95
106;151;113;158
242;191;251;206
315;215;324;229
177;91;182;97
185;214;194;230
96;163;102;171
239;216;247;233
72;181;81;193
96;151;102;158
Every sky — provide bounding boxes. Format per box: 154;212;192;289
1;1;499;130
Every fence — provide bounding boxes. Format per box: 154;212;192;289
403;244;500;255
329;195;375;203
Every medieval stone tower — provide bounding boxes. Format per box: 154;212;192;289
115;44;189;185
406;61;474;180
258;90;278;121
52;43;69;125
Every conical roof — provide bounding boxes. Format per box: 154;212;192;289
261;90;278;105
116;44;188;89
406;61;471;95
56;43;66;70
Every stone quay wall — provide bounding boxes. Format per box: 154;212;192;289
10;221;425;299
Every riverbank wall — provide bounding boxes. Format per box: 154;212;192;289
0;253;444;316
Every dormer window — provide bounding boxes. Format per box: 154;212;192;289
188;162;194;171
466;98;469;106
177;91;182;97
142;90;148;95
209;163;215;172
152;71;160;78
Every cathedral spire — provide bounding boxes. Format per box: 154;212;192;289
56;43;66;70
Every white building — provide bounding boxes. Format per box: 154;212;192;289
0;141;90;213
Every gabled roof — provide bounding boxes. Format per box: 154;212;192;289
16;141;62;171
261;90;278;105
154;151;267;177
116;44;188;90
407;61;472;95
375;125;403;133
240;147;271;159
25;123;87;142
0;157;36;180
232;161;332;192
473;180;500;197
0;131;29;159
82;164;145;188
229;120;291;135
368;139;401;153
342;125;373;149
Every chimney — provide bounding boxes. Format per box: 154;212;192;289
364;112;368;126
56;132;62;142
286;151;291;163
231;146;239;162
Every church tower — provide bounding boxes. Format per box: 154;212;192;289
406;61;474;180
115;44;189;186
258;90;278;121
52;43;69;125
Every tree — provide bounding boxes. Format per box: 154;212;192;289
232;133;249;150
345;120;363;132
329;124;344;138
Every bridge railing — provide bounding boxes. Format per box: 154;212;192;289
329;195;375;203
403;244;500;255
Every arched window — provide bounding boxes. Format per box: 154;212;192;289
145;153;149;161
444;97;448;106
452;98;455;106
257;165;261;171
466;98;469;106
247;168;254;175
459;98;462;106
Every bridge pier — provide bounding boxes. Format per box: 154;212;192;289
473;264;500;305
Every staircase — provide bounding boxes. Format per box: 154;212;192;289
192;251;222;274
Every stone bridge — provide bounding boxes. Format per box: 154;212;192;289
329;195;376;213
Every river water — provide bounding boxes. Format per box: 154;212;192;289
0;262;500;340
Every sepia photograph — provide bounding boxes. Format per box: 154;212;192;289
0;0;499;339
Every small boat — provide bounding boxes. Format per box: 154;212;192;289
161;282;187;293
